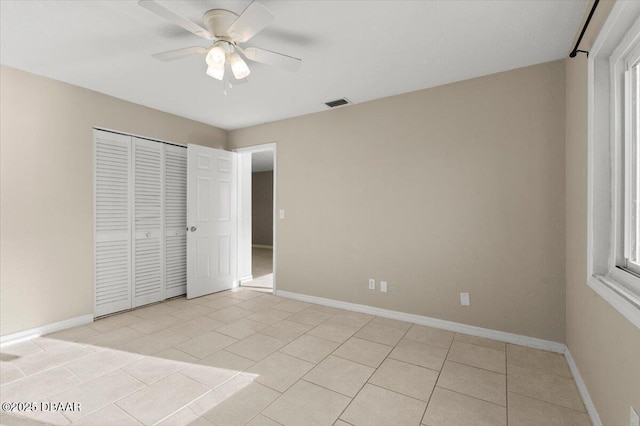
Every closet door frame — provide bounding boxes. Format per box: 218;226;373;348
93;127;187;317
164;144;188;298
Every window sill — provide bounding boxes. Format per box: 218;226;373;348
588;271;640;329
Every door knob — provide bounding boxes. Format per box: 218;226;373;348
190;226;197;232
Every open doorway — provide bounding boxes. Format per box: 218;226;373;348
235;143;276;293
248;151;274;288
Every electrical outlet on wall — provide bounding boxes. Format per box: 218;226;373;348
368;279;375;290
380;281;388;293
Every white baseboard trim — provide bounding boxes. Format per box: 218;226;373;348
0;314;94;347
252;244;273;249
239;275;254;284
276;290;566;353
564;347;602;426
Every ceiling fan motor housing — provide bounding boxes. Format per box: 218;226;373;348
203;9;239;39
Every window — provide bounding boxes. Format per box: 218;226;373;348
588;1;640;328
625;46;640;276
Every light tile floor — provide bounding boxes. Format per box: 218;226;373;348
0;288;590;426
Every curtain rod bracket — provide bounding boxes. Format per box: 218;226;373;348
570;49;589;58
569;0;600;59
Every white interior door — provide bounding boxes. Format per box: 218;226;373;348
187;144;238;299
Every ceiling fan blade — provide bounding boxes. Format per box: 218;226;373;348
138;0;214;40
241;47;302;72
152;46;208;62
227;2;275;43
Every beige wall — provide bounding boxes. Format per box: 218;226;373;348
565;2;640;425
0;65;226;336
252;171;274;246
229;60;567;342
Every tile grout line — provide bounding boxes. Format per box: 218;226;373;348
5;359;29;378
431;385;508;408
333;374;371;424
124;364;258;425
420;329;455;425
506;389;590;415
364;374;436;405
254;315;359;405
149;385;215;426
444;359;507;376
257;314;378;424
330;352;391;370
60;368;147;424
384;353;445;372
333;319;412;424
505;361;575;380
275;339;337;364
185;306;369;416
287;326;407;400
435;362;507;408
61;364;84;383
8;345;99;381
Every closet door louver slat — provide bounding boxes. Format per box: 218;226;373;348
132;137;165;307
94;130;132;316
164;145;188;298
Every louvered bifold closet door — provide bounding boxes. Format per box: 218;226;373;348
94;130;132;316
132;137;165;307
164;145;188;298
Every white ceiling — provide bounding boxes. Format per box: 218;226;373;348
252;150;273;172
0;0;587;130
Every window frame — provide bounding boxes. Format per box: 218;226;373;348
588;1;640;329
623;45;640;276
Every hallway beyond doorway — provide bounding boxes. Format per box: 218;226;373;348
243;247;273;289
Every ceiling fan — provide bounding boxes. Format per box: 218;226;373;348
138;0;302;84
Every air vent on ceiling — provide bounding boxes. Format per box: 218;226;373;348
325;98;350;108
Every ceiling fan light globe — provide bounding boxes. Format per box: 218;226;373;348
230;54;251;79
206;46;226;66
206;64;224;80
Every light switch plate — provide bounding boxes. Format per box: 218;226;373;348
368;279;375;290
460;292;470;306
631;407;639;426
279;209;285;219
380;281;388;293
